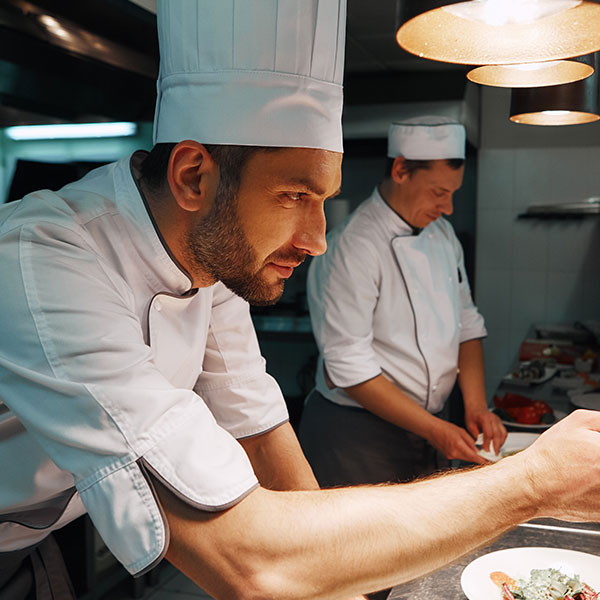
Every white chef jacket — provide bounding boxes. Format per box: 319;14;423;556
308;187;486;414
0;153;288;575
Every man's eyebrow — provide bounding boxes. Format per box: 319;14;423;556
279;178;341;198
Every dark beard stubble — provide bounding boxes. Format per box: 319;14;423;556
185;188;305;306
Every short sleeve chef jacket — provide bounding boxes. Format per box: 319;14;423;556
308;187;486;414
0;154;288;574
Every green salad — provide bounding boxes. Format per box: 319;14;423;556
492;568;598;600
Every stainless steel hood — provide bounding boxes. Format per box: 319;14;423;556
0;0;159;126
0;0;470;129
520;197;600;218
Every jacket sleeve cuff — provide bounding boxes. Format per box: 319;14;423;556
78;401;258;575
323;348;382;389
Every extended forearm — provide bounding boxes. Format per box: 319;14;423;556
155;457;537;600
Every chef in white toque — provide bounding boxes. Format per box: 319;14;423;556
300;116;507;499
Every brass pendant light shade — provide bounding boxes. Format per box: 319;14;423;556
467;60;594;88
509;75;600;125
397;1;600;66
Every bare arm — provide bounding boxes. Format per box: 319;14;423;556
458;339;507;454
238;421;319;491
344;374;485;463
152;409;600;600
222;422;367;600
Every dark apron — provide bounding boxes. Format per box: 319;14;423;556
0;535;75;600
299;389;450;487
299;389;451;600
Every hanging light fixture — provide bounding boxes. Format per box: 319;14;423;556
509;73;600;125
467;59;594;88
397;0;600;66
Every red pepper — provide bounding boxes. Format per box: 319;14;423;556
506;405;542;424
494;393;532;409
531;400;552;415
502;582;516;600
495;394;554;424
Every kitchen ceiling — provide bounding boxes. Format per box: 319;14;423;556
0;0;473;128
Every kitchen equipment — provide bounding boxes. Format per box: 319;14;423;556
569;392;600;410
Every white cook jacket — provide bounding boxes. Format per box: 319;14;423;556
308;187;486;414
0;154;288;574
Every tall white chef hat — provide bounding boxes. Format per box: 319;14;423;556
153;0;346;153
387;116;466;160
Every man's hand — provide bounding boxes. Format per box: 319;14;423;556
424;418;485;464
517;409;600;522
465;408;507;455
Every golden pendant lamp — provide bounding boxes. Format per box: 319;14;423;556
509;59;600;125
397;0;600;66
467;59;594;88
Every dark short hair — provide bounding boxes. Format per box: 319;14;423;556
139;143;280;193
383;157;464;179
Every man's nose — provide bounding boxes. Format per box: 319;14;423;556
293;204;327;257
440;194;454;216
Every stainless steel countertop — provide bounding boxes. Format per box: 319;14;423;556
387;363;600;599
389;520;600;599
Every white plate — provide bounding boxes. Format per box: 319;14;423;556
570;392;600;411
461;547;600;600
477;432;540;462
503;365;557;387
498;409;567;430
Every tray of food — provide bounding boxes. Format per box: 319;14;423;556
492;392;566;429
502;361;557;387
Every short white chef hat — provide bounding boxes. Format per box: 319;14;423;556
153;0;346;153
387;116;466;160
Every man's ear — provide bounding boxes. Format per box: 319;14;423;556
391;156;410;185
167;140;219;212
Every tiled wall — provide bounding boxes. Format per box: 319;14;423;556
475;146;600;400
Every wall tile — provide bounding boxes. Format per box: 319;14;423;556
511;219;548;271
475;268;511;332
549;147;600;199
477;150;514;209
514;147;600;212
482;326;512;401
582;275;600;321
546;219;598;273
545;271;585;324
476;208;514;270
514;148;557;212
581;221;600;274
477;145;600;389
509;327;531;364
509;270;547;335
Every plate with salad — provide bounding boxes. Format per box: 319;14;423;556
461;547;600;600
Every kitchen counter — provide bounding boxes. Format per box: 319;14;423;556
388;519;600;599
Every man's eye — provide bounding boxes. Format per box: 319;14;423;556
280;192;305;206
